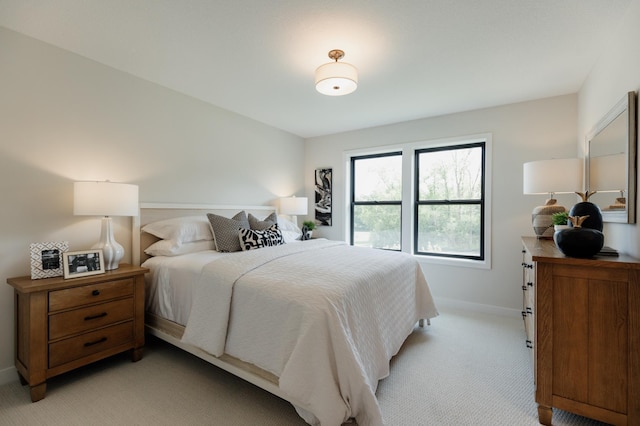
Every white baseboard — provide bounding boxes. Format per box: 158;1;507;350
0;365;18;386
434;297;521;319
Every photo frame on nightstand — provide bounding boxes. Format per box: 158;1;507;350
63;250;105;279
30;241;69;279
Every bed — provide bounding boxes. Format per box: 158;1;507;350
132;203;438;426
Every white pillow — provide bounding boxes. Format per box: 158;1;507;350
144;239;215;257
277;215;302;243
142;216;213;244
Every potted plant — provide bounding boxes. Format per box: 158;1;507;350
302;220;316;240
551;211;569;232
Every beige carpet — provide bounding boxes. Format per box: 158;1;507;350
0;307;610;425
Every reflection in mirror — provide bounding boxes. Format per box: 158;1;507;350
586;91;637;223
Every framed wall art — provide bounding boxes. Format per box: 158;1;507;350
63;250;105;279
315;168;332;226
30;241;69;279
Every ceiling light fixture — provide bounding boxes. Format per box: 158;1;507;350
315;49;358;96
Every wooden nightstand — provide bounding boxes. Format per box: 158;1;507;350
6;263;148;402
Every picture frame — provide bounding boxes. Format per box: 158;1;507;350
30;241;69;279
63;250;105;279
315;168;332;226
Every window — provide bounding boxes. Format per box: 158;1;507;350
347;135;490;266
415;143;484;260
350;152;402;250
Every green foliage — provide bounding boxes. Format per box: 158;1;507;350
551;211;569;225
302;220;316;230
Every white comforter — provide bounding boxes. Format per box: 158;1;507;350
180;239;438;426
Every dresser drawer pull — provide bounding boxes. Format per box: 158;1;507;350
84;337;107;347
521;310;527;319
92;290;100;296
526;307;533;314
526;340;533;349
84;312;108;321
527;281;533;287
522;285;527;291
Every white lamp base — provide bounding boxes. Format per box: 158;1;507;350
93;216;124;270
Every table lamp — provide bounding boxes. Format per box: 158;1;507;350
523;158;583;238
279;196;308;227
73;181;139;270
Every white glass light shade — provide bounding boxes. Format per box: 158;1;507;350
315;61;358;96
523;158;583;194
280;197;308;215
74;181;139;216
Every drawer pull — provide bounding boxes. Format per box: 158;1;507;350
526;340;533;349
84;312;108;321
527;281;533;287
92;290;100;296
84;337;107;347
526;307;533;314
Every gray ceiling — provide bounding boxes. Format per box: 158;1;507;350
0;0;632;138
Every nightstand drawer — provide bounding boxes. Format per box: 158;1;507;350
49;321;134;368
49;278;134;311
49;298;134;340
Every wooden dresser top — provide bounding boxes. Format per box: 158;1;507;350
522;236;640;270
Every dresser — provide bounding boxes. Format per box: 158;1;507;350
6;263;148;402
521;237;640;426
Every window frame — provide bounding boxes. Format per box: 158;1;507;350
344;133;492;269
413;142;486;261
349;151;403;248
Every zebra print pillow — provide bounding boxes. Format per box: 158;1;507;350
239;224;285;251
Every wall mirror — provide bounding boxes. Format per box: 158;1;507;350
586;91;637;223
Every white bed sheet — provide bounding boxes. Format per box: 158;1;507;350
143;250;225;325
143;239;438;426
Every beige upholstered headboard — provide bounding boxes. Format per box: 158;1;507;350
132;203;276;265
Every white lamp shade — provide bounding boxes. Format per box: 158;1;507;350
589;153;626;192
523;158;583;194
315;61;358;96
74;181;139;216
280;197;308;215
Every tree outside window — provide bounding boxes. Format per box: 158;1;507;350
349;139;486;262
351;152;402;250
415;143;484;260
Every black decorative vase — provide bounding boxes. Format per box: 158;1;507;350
554;227;604;258
568;201;603;231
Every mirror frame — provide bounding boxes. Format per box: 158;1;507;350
586;91;637;224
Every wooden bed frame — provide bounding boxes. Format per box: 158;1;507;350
132;203;313;413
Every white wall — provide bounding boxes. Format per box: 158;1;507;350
0;28;304;384
578;0;640;257
305;95;579;313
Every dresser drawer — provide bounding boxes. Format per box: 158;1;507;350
49;278;134;311
49;298;134;340
49;321;134;368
